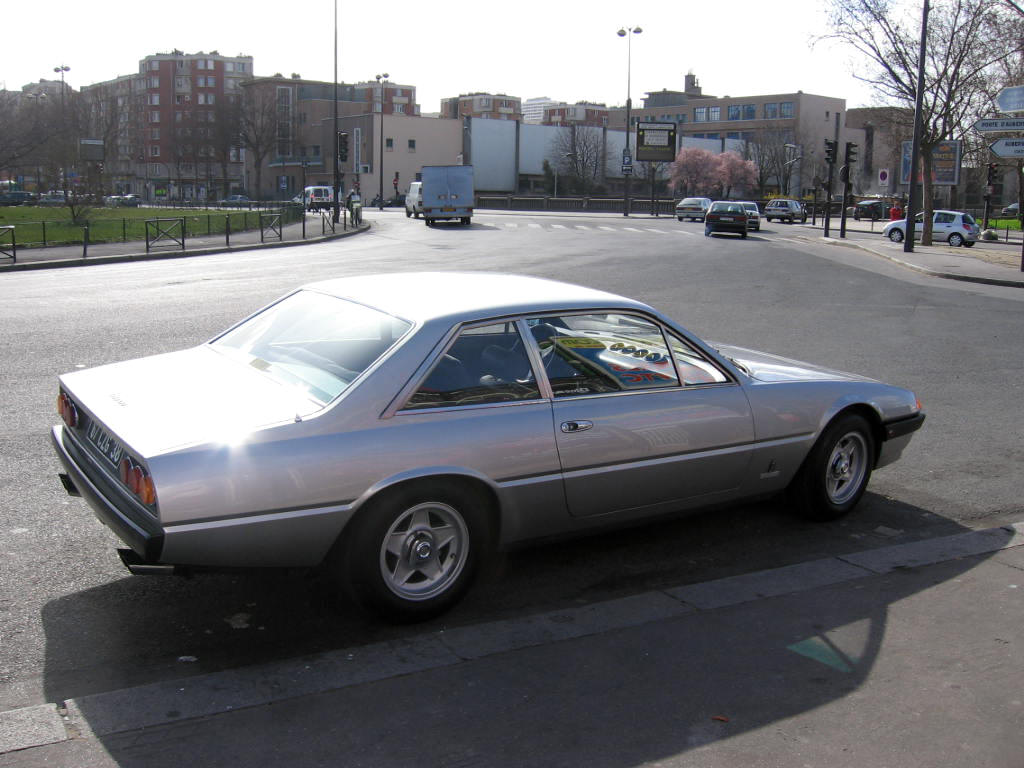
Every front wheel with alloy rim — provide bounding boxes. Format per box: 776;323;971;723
335;482;492;622
789;413;875;521
948;232;964;247
888;228;905;242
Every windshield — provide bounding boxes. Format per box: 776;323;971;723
211;290;412;407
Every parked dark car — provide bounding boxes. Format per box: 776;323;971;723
0;191;38;206
1000;202;1019;218
37;194;67;207
852;200;890;221
220;195;251;207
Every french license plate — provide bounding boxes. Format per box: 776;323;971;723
720;216;733;221
87;421;125;467
442;206;455;212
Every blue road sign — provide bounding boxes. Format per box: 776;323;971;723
995;86;1024;113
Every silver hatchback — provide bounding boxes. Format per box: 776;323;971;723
882;210;979;247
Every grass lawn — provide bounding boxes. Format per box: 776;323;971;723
0;204;301;247
987;216;1021;232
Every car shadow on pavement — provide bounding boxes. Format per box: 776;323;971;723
38;496;1004;765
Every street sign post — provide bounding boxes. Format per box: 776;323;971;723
973;117;1024;133
989;138;1024;158
995;86;1024;114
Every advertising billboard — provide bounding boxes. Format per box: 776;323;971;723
900;140;961;186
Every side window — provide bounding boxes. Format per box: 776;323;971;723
935;212;955;224
666;333;730;385
524;314;680;398
403;322;540;410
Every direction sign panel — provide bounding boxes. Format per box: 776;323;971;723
974;117;1024;133
990;138;1024;158
995;86;1024;113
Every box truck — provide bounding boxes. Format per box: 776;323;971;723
420;165;474;226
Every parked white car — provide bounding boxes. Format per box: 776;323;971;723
882;210;979;247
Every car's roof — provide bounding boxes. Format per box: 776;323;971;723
303;272;649;324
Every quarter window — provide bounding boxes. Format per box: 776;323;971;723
523;314;680;397
404;323;540;410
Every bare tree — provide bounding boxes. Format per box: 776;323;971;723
548;125;605;194
0;91;62;176
239;84;279;199
822;0;1021;243
212;96;244;199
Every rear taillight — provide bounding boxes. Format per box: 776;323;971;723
57;392;78;428
119;456;156;506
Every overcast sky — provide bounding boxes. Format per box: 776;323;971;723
3;0;889;112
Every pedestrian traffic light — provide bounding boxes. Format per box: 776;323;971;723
844;142;858;165
337;132;349;163
987;163;998;185
824;139;837;164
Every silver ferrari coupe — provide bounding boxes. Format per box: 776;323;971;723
52;273;924;621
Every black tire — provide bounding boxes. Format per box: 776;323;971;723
888;228;904;243
790;413;875;521
964;241;975;248
405;209;411;218
334;482;492;622
741;230;748;238
948;232;964;247
677;216;684;221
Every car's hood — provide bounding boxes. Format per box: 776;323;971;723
60;346;318;456
711;344;878;384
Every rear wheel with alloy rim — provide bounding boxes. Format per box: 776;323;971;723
948;232;964;247
335;482;491;622
790;413;875;521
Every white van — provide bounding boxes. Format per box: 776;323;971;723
405;181;423;218
304;186;334;212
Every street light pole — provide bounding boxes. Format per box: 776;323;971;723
376;73;389;211
54;64;70;199
332;0;341;224
617;27;641;217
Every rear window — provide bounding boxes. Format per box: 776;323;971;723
211;290;411;407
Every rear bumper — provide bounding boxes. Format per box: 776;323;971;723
50;425;164;561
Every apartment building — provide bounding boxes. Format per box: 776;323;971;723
82;50;254;200
543;102;609;127
522;97;559;123
440;93;522;121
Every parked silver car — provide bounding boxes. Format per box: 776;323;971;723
882;210;979;247
738;201;761;231
52;273;924;621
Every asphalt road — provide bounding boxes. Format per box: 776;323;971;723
2;210;1022;716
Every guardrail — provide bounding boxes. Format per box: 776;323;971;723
145;218;186;252
0;226;15;263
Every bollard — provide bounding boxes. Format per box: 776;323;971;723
82;226;89;258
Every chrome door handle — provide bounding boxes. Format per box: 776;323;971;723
561;420;594;433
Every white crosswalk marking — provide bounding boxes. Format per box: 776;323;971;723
623;227;643;232
575;225;590;230
673;230;695;236
527;222;541;228
551;224;567;229
504;223;517;228
644;228;668;234
598;226;617;232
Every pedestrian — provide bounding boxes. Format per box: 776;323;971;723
889;201;904;220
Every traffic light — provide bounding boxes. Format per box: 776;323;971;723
987;163;998;185
844;142;858;165
337;131;349;163
824;139;837;164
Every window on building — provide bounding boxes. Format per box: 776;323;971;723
150;145;160;157
148;77;159;89
150;110;160;123
225;62;234;72
727;105;741;120
743;104;756;120
727;132;740;139
148;93;160;106
408;139;416;152
176;60;184;71
694;106;707;122
705;133;720;140
237;62;246;73
764;103;778;119
207;77;216;88
151;128;160;140
780;101;794;118
312;145;320;156
709;106;721;121
395;104;405;114
149;60;160;71
385;138;394;151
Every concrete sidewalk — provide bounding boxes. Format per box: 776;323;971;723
3;522;1022;767
0;212;368;272
792;220;1024;289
